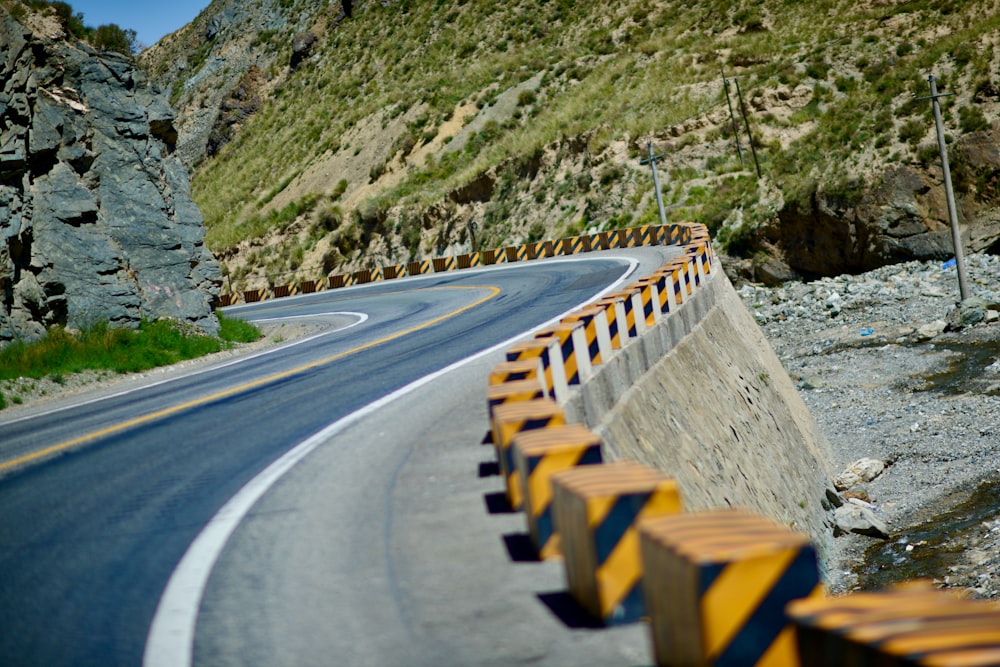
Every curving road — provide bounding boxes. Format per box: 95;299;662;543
0;247;679;666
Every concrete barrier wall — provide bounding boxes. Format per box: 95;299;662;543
566;269;835;558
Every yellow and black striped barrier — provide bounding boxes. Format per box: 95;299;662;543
432;256;457;273
506;336;563;400
512;423;603;559
534;321;590;388
638;508;822;667
561;304;612;367
486;377;547;420
593;294;627;350
352;268;382;284
243;287;267;303
662;223;692;246
536;240;556;259
503;245;526;262
272;284;297;299
659;260;689;309
488;358;544;386
481;249;504;265
382;264;404;280
631;278;662;328
787;584;1000;667
557;235;591;255
407;259;432;276
219;222;710;303
609;286;644;339
490;398;566;510
550;461;682;625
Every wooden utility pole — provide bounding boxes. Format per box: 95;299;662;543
640;142;669;228
733;77;762;178
721;70;745;166
918;75;970;300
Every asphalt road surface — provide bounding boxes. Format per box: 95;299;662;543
0;247;679;666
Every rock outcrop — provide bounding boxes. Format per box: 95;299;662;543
762;129;1000;279
1;8;221;345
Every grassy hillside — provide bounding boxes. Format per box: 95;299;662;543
143;0;1000;290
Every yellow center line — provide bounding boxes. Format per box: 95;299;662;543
0;285;501;475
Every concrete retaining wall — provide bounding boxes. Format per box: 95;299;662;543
565;270;835;559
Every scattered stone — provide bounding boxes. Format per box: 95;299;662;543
800;376;826;390
755;256;799;287
947;296;989;330
290;31;318;69
841;487;872;503
834;458;886;491
833;500;890;539
914;319;948;341
824;487;845;509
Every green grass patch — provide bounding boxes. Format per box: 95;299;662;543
0;314;261;385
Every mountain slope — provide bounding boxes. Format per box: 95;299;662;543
141;0;1000;291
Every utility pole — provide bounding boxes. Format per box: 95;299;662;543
733;77;762;178
639;141;669;228
721;69;745;166
917;75;970;300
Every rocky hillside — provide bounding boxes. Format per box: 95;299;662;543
0;3;222;345
140;0;1000;292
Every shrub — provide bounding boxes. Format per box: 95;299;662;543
899;119;925;144
959;105;989;133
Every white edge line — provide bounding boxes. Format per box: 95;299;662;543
142;257;641;667
0;314;368;428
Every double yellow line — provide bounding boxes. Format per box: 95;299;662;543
0;285;500;475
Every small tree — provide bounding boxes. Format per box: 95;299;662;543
90;23;138;56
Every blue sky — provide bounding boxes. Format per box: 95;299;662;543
67;1;211;49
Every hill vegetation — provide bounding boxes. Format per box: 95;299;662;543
4;0;139;53
137;0;1000;289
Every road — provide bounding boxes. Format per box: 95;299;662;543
0;247;678;666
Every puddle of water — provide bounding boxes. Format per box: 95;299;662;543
854;475;1000;590
912;342;1000;394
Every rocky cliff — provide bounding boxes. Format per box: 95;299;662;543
0;7;222;345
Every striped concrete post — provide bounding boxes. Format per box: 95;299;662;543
432;256;457;273
534;321;593;389
506;336;565;401
490;398;566;510
488;357;544;386
786;584;1000;667
243;288;267;302
512;424;603;559
632;278;663;328
609;286;646;340
550;461;683;625
593;294;628;350
562;304;613;366
486;377;547;420
638;508;822;667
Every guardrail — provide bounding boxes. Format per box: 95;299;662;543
213;223;694;306
483;223;998;666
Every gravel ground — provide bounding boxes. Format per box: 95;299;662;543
735;253;1000;599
